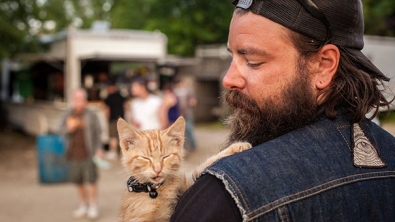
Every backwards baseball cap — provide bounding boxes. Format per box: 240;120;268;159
232;0;384;77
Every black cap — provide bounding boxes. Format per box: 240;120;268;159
232;0;384;77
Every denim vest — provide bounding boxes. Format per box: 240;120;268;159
204;115;395;221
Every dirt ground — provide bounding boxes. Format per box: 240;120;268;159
1;123;395;222
0;126;229;222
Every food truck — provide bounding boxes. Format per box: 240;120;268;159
1;27;168;144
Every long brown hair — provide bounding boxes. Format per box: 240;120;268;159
233;7;392;122
289;32;392;122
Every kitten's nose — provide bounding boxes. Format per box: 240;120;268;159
153;164;162;174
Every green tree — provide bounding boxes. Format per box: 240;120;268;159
112;0;395;56
0;0;40;57
0;0;114;58
1;0;394;58
362;0;395;36
110;0;151;29
111;0;234;56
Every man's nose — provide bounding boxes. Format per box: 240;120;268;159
222;61;245;90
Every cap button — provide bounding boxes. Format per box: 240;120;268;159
235;0;253;9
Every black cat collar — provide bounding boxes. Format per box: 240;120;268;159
126;176;163;198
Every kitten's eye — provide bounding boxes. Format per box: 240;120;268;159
137;156;150;162
162;154;172;160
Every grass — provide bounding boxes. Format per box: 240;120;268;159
195;120;229;130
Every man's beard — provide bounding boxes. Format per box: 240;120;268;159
222;62;318;148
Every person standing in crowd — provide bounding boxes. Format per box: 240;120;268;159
173;76;197;150
171;0;395;221
159;82;180;129
129;77;162;130
104;79;126;160
58;88;103;220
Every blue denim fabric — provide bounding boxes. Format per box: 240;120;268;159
204;115;395;221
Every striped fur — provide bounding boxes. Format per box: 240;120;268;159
117;116;252;222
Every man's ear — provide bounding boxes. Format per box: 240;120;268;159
314;44;340;90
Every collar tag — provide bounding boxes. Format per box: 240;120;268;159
126;176;162;199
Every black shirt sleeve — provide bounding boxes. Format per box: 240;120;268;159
170;174;243;222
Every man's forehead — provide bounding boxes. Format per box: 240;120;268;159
228;14;294;55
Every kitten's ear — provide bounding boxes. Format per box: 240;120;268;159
165;116;185;147
167;116;186;135
117;118;140;151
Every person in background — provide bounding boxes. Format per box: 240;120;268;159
58;88;103;220
173;76;197;150
171;0;395;221
129;77;162;130
159;82;180;129
104;79;126;160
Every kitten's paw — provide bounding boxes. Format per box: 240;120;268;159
229;142;252;153
192;170;200;182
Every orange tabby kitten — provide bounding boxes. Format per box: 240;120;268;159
117;116;251;222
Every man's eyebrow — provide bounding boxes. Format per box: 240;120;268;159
226;46;268;56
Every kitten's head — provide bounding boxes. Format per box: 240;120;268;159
117;117;185;184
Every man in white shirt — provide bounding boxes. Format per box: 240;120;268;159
129;77;162;130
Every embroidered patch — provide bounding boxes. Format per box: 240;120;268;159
235;0;253;9
352;123;386;168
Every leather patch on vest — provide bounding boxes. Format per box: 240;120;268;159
352;123;387;168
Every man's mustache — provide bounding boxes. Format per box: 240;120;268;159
223;90;261;114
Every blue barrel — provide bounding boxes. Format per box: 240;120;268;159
36;134;69;183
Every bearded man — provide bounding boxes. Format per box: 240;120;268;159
171;0;395;221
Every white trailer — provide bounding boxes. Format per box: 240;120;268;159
1;28;167;142
362;35;395;112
